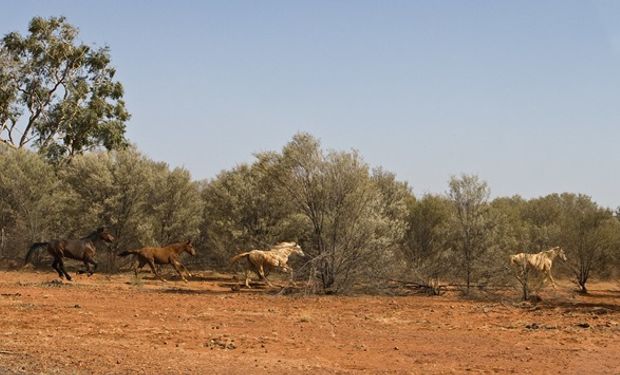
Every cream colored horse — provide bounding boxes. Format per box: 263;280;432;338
230;242;304;288
510;246;567;288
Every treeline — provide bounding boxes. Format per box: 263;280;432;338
1;133;619;294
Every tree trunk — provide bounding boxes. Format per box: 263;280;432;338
578;278;588;294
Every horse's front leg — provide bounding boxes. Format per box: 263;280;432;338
178;262;192;279
79;256;97;276
81;260;92;275
287;267;295;285
171;260;189;283
282;266;296;288
257;265;273;287
547;271;558;289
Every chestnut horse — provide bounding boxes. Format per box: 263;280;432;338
24;227;115;281
117;240;196;282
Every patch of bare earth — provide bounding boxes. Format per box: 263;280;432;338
0;271;619;374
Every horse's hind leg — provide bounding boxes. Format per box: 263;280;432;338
244;269;251;289
147;260;167;282
286;267;295;286
257;265;273;287
133;259;145;278
58;258;72;281
51;259;64;279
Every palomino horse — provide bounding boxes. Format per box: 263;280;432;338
117;240;196;283
230;242;305;288
510;246;567;288
25;227;115;281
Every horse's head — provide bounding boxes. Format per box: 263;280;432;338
291;243;305;257
554;247;567;261
184;239;197;256
97;227;115;243
272;241;304;257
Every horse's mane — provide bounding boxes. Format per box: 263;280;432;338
544;246;561;254
162;242;188;251
82;230;100;241
272;242;297;249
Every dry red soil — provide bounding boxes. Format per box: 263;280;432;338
0;270;619;374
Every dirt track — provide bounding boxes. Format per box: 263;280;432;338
0;271;619;374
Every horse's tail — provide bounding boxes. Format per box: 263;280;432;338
117;250;138;257
25;242;48;265
230;252;251;266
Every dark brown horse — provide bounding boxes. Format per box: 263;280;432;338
25;227;115;281
117;240;196;283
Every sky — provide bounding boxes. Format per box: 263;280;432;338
2;1;619;208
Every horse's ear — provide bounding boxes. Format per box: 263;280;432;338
186;239;192;245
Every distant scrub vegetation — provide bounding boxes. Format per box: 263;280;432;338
1;133;619;294
1;17;619;295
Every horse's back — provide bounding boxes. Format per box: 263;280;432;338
62;239;94;259
134;246;176;264
45;239;67;256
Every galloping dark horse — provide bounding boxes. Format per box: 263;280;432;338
24;227;115;281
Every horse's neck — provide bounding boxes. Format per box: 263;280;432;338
82;232;98;242
273;247;294;258
545;250;558;261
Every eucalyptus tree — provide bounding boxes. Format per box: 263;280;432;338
0;16;129;161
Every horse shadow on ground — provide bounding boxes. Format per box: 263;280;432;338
126;272;282;295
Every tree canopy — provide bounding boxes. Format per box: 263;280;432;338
0;16;129;161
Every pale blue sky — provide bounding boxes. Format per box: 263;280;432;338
2;1;619;207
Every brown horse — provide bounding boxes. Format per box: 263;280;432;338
25;227;115;281
117;240;196;283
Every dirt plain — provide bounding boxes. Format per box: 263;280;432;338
0;270;618;375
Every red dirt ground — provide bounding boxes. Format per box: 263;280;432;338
0;270;619;374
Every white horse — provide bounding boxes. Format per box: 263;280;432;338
230;242;305;288
510;246;567;288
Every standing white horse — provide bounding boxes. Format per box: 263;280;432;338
510;246;567;288
230;242;304;288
